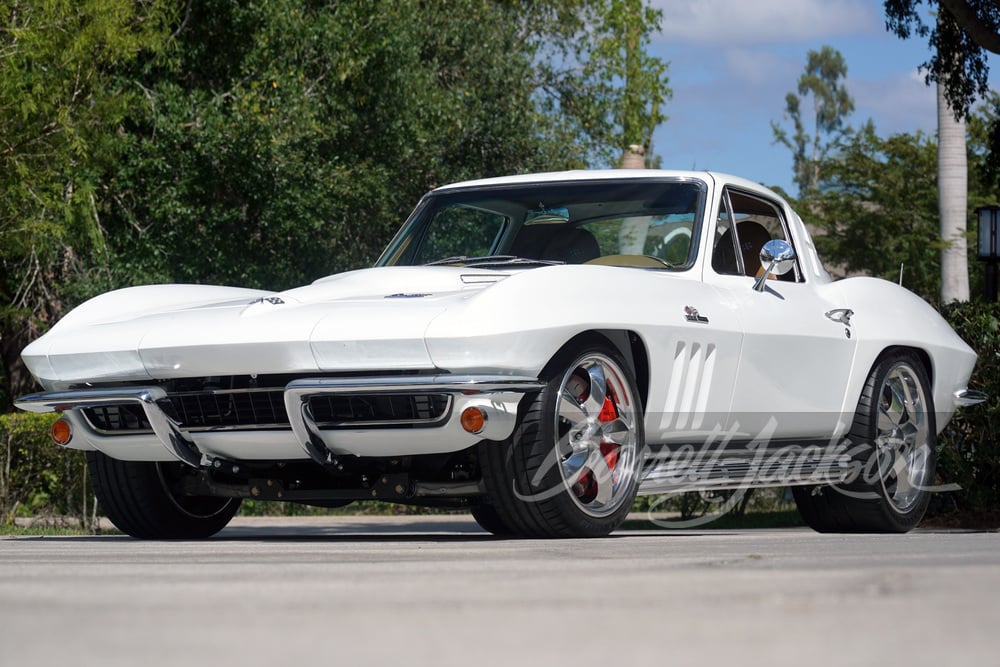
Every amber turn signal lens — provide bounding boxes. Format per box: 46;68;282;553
460;407;487;434
51;419;72;445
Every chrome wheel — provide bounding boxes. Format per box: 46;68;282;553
478;338;644;537
874;362;932;514
792;352;936;533
555;353;640;518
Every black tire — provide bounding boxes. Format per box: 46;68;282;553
87;451;240;539
479;336;644;538
793;351;937;533
470;504;514;536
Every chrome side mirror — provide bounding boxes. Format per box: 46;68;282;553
753;239;796;292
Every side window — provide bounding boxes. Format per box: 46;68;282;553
414;205;507;264
711;189;802;282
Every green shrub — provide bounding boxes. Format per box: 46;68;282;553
0;412;94;527
935;301;1000;515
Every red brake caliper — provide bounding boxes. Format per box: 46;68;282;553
571;385;620;502
598;394;620;471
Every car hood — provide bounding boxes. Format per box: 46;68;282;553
22;267;512;388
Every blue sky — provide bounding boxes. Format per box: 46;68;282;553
646;0;996;198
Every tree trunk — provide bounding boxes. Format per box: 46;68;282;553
937;79;970;304
619;145;649;253
621;144;645;169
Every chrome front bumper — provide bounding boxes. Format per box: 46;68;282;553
15;386;205;467
16;375;544;468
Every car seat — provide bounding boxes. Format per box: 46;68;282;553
712;220;771;277
538;227;601;264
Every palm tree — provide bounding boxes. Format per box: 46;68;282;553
937;77;970;303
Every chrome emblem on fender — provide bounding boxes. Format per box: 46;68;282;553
249;297;285;305
684;306;709;324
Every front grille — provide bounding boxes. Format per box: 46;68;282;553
85;404;152;432
81;389;452;433
307;394;451;426
161;389;289;429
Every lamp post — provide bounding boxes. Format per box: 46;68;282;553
976;205;1000;302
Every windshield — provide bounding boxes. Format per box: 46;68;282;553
377;178;707;270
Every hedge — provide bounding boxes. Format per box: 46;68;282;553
934;301;1000;516
0;412;94;527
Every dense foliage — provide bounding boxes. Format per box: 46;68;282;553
0;0;175;410
884;0;1000;226
0;412;93;526
935;300;1000;517
805;121;945;300
885;0;1000;119
793;96;1000;305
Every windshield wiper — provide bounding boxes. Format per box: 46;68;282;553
423;255;564;268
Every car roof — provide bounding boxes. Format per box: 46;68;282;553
429;169;828;284
431;170;780;199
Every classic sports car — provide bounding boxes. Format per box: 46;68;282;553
16;170;985;538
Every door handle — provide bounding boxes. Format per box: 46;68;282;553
825;308;854;326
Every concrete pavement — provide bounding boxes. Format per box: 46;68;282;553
1;516;997;666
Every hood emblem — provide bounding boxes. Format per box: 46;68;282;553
684;306;709;324
385;293;431;299
249;297;285;305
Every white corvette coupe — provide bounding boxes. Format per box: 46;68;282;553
16;170;984;538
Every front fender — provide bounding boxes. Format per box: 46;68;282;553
834;277;977;431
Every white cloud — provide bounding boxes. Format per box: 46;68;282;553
653;0;880;45
723;48;795;86
848;68;937;134
659;46;798;124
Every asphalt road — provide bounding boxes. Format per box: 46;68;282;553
1;516;998;667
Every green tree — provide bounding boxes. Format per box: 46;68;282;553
884;2;990;302
514;0;670;166
772;46;855;196
968;91;1000;191
885;0;1000;118
100;0;671;290
592;0;670;161
804;96;997;304
807;121;944;301
0;0;175;409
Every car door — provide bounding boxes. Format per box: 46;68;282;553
704;187;857;442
